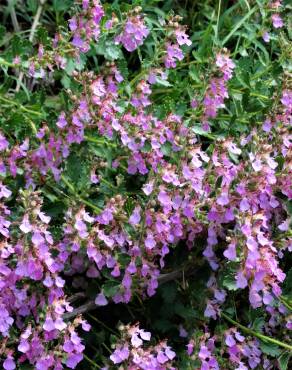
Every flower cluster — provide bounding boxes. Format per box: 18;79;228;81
109;324;176;369
115;10;150;52
164;15;192;68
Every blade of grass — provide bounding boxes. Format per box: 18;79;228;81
222;5;257;46
215;0;222;44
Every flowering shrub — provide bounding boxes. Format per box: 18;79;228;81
0;0;291;369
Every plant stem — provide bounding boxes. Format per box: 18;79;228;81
279;296;292;311
215;0;222;44
87;313;118;336
83;354;101;369
84;134;117;148
0;57;17;68
0;95;42;116
221;312;292;351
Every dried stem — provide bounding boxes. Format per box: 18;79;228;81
7;0;20;32
63;267;195;320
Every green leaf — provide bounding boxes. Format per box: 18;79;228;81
161;142;172;156
222;274;238;291
0;25;5;42
153;319;173;333
278;352;291;370
259;340;282;357
191;126;216;140
103;281;120;298
95;40;122;60
104;42;122;60
27;0;38;13
155;76;172;87
252;317;264;332
161;283;177;303
53;0;73;12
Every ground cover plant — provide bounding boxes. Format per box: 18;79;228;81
0;0;291;369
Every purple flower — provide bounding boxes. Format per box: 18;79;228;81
236;271;248;289
175;30;192;46
0;132;9;151
198;345;211;360
56;112;67;129
240;198;250;212
164;43;184;68
95;292;108;306
142;180;154;195
214;289;226;303
225;334;236;347
158;190;171;206
179;325;188;338
43;316;55;332
66;354;83;369
204;301;217;319
251;159;262;172
145;232;156;249
129;207;141;226
54;318;67;331
131;333;143;348
235;332;245;343
110;346;130;364
262;31;270;43
0;184;12;199
3;358;16;370
115;16;149;52
186;341;194;355
278;219;289;231
139;329;151;341
217;192;229;206
157;351;168;364
18;340;30;353
19;215;32;233
32;231;45;246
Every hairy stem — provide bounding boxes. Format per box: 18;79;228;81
221;312;292;351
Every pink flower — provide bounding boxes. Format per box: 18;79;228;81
271;14;283;28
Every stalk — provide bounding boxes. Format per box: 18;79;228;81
221;312;292;351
